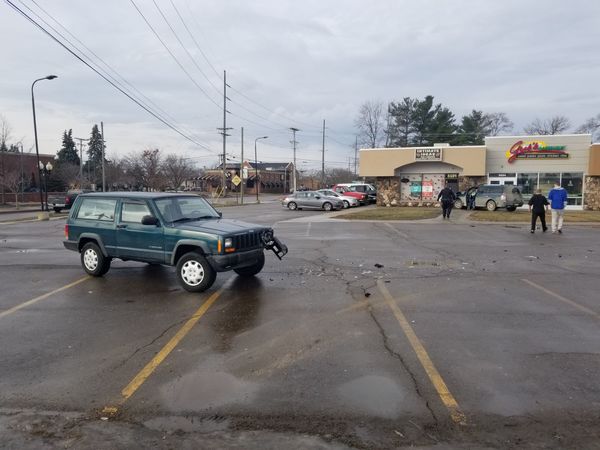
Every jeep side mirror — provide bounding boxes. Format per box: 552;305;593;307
142;215;159;226
217;211;222;218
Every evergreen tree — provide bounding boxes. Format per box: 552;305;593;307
427;106;457;145
86;124;105;187
87;124;104;165
57;129;80;166
456;110;491;145
387;97;416;147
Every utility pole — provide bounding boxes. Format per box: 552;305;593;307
354;135;358;177
240;127;244;205
100;121;106;192
74;137;85;188
321;119;326;188
217;70;232;196
290;127;299;192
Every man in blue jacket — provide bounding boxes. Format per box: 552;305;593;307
547;181;568;234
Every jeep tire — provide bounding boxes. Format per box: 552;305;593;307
176;252;216;292
234;252;265;277
81;242;111;277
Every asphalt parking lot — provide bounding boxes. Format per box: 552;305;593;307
1;203;599;449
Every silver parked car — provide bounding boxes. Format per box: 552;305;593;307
317;189;360;208
282;191;344;211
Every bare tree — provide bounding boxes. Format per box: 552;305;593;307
354;100;385;148
124;148;166;191
52;163;80;190
0;170;22;208
485;112;514;136
576;113;600;141
0;115;13;204
523;116;571;135
163;154;195;191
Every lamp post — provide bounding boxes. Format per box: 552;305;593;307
39;161;53;211
31;75;57;211
254;136;268;203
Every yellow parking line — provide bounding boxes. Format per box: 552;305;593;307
120;286;225;401
0;276;90;320
522;279;600;320
376;279;467;425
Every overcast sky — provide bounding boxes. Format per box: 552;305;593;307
1;0;599;171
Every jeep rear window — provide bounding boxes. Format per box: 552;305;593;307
76;198;116;222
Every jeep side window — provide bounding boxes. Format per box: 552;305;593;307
121;202;152;223
76;198;116;221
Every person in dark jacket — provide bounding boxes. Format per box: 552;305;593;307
437;184;456;219
528;188;549;233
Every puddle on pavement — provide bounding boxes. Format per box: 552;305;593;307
161;370;258;411
338;375;406;418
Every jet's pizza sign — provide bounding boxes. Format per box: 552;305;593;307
506;140;568;163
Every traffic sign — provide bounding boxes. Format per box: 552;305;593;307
232;175;241;186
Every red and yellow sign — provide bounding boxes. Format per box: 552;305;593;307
506;140;568;163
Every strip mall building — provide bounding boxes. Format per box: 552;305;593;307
359;134;600;210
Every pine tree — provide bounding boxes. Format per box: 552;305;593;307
456;110;491;145
57;129;80;166
87;124;103;165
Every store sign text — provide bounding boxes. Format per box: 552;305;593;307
506;140;568;163
415;148;442;161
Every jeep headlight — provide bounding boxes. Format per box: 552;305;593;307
224;238;233;248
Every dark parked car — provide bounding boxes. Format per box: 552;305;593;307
49;189;91;213
455;185;524;211
63;192;287;292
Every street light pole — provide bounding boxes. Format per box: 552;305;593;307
31;75;57;211
254;136;268;203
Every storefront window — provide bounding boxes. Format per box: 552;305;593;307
538;173;560;196
517;173;538;197
561;172;583;206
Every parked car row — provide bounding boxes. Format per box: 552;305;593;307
282;182;377;212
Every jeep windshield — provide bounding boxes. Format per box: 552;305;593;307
155;196;220;223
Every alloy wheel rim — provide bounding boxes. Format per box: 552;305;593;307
181;260;204;286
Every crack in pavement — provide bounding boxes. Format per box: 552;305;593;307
113;319;188;370
366;306;439;425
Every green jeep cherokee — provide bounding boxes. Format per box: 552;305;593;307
63;192;287;292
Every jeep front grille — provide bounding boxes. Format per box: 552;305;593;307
232;231;262;250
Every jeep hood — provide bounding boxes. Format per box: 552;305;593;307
173;218;268;235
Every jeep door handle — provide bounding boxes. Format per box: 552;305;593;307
116;224;128;229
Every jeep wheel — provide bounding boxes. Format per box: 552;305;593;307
176;252;216;292
81;242;111;277
486;200;497;211
323;202;333;211
287;202;297;211
343;200;350;208
234;252;265;277
454;199;463;209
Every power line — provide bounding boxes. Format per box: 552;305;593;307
129;0;223;110
152;0;222;97
5;0;215;152
23;0;204;144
